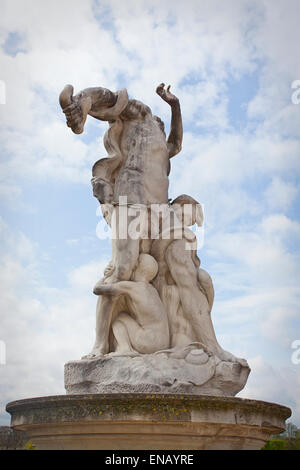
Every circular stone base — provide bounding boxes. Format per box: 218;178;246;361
6;394;291;450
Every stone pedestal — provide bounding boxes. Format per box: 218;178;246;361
6;394;291;450
65;353;250;396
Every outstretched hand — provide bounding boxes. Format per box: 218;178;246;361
156;83;179;106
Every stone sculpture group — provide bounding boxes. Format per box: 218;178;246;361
59;83;250;395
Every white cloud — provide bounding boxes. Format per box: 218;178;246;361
239;355;300;425
246;0;300;138
68;259;107;290
264;178;299;210
0;221;109;425
1;0;300;198
203;208;300;376
0;0;300;428
261;307;299;348
260;213;300;239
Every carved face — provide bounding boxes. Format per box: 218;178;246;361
93;179;114;204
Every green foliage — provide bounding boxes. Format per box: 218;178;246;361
24;440;36;450
285;438;300;450
0;426;28;449
263;421;300;450
262;439;287;450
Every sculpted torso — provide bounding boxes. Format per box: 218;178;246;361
116;108;170;204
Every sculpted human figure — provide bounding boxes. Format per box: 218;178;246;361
93;254;170;355
151;195;246;365
59;82;182;356
60;81;250;398
59;82;247;370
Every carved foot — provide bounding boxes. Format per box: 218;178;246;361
81;346;106;360
214;347;249;368
106;350;140;358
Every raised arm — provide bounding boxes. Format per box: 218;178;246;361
59;85;120;134
156;83;183;158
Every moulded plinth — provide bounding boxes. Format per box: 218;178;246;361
6;394;291;450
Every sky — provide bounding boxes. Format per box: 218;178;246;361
0;0;300;428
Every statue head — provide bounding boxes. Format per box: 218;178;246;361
171;194;203;227
133;254;158;283
92;177;114;204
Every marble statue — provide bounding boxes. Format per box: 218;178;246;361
93;253;170;355
60;83;250;396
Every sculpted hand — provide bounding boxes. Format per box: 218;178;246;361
93;279;103;295
156;83;179;106
59;84;92;134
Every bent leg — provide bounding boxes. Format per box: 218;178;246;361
111;237;140;281
110;208;141;281
113;313;169;354
83;211;141;359
83;295;119;358
111;313;136;354
165;240;221;355
166;241;247;364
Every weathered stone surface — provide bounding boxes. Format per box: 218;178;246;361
64;351;250;396
0;426;28;450
6;394;291;450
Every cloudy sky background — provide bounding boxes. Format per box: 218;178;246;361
0;0;300;426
